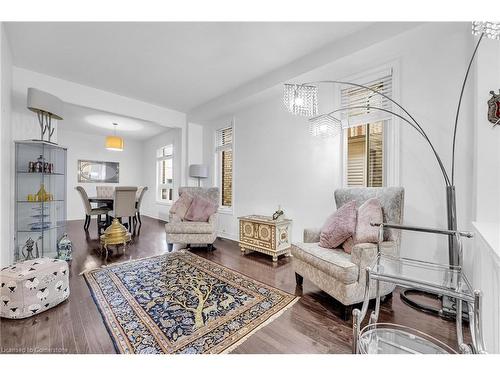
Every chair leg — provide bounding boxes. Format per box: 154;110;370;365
340;304;354;322
138;212;142;226
295;272;303;287
167;243;173;252
84;215;90;231
186;243;191;249
207;243;214;252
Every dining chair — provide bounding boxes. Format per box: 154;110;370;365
133;186;148;231
96;186;114;198
75;186;111;234
109;186;138;233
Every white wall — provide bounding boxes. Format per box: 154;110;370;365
58;129;145;221
200;23;475;265
141;128;182;221
469;35;500;354
0;23;13;267
187;122;204;187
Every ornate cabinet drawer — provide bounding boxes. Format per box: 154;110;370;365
238;215;292;262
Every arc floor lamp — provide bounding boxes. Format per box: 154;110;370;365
282;22;500;318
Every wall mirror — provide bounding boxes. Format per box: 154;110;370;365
78;160;119;183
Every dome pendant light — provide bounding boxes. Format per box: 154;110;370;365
105;122;124;151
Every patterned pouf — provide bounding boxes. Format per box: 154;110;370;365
0;258;70;319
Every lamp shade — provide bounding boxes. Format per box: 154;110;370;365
189;164;209;178
105;135;124;151
27;87;64;120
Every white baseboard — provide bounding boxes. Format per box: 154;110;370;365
217;231;238;242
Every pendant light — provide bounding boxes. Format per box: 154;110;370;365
105;122;124;151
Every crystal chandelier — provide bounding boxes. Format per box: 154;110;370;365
472;21;500;40
308;114;341;138
283;84;318;117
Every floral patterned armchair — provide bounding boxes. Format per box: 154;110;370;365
291;187;404;320
164;187;219;251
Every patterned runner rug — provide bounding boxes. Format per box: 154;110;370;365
84;250;298;354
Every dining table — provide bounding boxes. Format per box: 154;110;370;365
88;197;139;209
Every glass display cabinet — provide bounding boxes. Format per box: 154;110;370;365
14;140;67;261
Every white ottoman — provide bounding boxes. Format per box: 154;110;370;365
0;258;70;319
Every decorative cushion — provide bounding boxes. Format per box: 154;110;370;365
319;201;357;249
0;258;70;319
184;195;217;222
170;193;193;220
342;237;354;254
354;198;383;244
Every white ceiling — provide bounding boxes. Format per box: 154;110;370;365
5;22;372;113
62;103;169;140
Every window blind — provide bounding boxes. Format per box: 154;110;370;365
216;126;233;152
347;137;366;187
341;70;393;128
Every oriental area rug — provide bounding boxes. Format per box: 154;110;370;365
84;250;298;354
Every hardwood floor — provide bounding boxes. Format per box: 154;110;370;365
0;216;465;354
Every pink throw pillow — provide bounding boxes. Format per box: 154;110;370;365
171;193;193;220
184;195;217;222
353;198;383;244
319;201;357;249
342;237;354;254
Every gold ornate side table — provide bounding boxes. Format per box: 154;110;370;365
100;219;131;261
238;215;292;262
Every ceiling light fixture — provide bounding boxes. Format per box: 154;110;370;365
105;123;124;151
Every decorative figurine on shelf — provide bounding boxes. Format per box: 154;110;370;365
57;233;73;261
35;155;44;173
33;184;52;202
272;206;285;221
21;237;40;260
488;90;500;127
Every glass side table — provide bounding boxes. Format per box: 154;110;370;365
352;223;487;354
358;323;457;354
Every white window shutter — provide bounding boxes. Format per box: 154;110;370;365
341;70;393;128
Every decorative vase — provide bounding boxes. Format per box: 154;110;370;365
57;233;73;261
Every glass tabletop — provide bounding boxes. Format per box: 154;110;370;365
369;254;473;302
358;323;456;354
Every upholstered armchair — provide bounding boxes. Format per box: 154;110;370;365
291;187;404;320
164;187;219;251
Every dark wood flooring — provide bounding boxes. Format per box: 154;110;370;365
0;216;465;354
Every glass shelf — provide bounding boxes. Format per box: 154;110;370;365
358;323;457;354
17;200;64;203
16;171;65;176
17;224;67;233
369;254;474;302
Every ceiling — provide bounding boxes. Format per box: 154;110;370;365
5;22;372;113
62;103;169;140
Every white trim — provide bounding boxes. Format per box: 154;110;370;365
217;231;238;242
340;61;401;187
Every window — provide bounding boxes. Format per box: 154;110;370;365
157;144;174;202
341;70;392;187
215;126;233;208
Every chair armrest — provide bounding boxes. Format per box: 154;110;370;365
303;228;321;243
169;213;182;223
208;213;218;227
350;241;397;276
